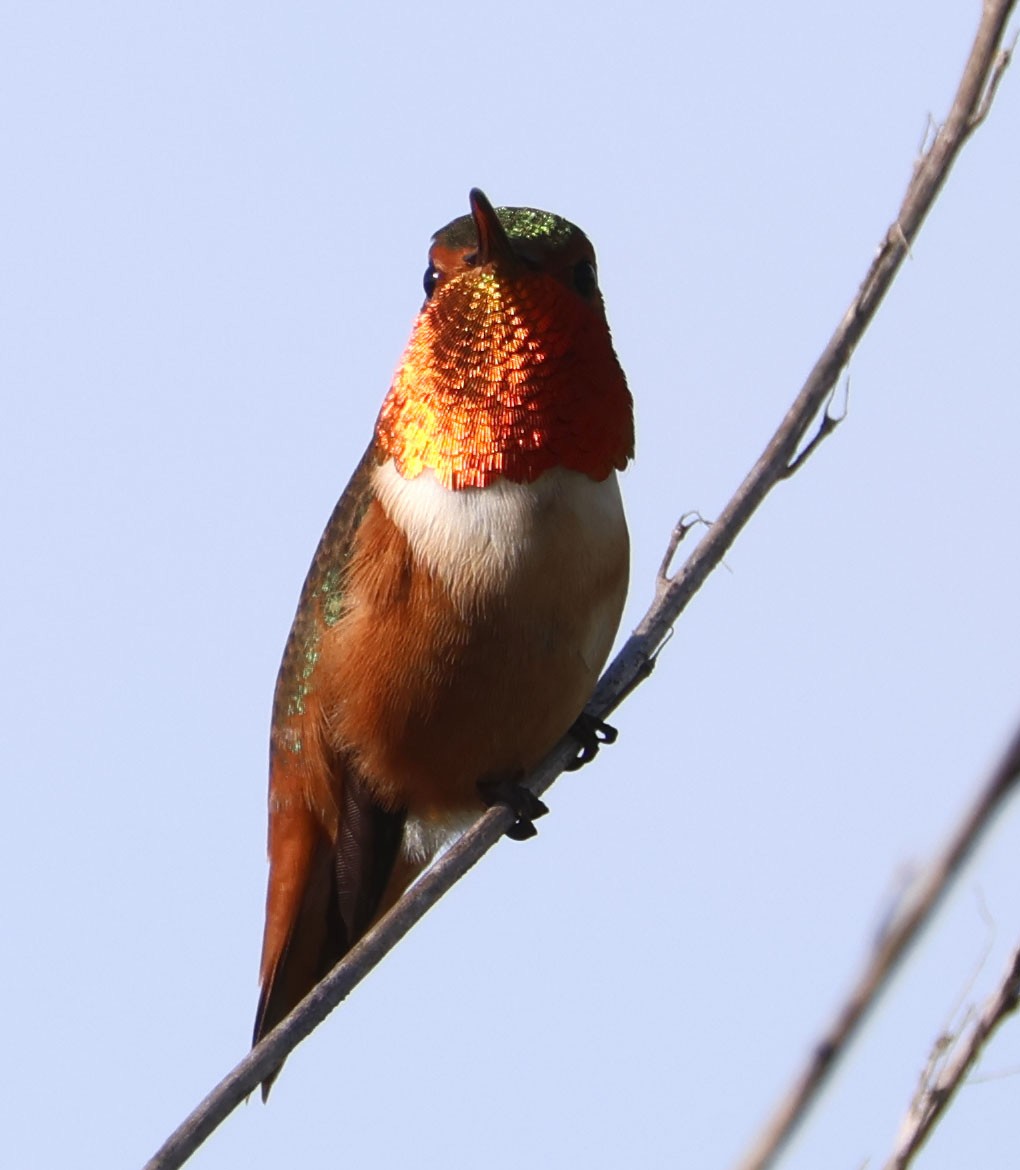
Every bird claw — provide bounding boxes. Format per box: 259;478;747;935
477;775;549;841
565;712;618;771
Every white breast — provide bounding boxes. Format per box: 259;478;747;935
372;458;628;610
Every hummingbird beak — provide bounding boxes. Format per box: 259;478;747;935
469;188;515;267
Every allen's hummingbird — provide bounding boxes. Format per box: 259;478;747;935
253;190;634;1094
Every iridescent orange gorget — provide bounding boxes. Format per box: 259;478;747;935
375;205;633;490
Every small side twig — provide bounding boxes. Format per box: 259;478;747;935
779;387;846;480
969;28;1018;128
658;512;709;584
884;947;1020;1170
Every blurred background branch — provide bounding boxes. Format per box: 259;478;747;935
738;716;1020;1170
884;945;1020;1169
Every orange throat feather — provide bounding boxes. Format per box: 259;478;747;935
375;266;634;489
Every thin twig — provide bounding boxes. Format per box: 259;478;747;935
884;947;1020;1170
736;720;1020;1170
778;401;844;480
658;512;708;583
969;27;1018;128
142;5;1017;1167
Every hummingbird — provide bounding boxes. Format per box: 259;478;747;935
253;189;634;1095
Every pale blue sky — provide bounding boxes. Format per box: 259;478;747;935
4;4;1020;1168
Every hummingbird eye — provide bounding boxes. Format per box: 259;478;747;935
423;264;440;298
572;259;598;298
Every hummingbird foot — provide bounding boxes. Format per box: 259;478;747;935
565;712;618;771
477;774;549;841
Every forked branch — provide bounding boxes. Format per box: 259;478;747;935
884;944;1020;1169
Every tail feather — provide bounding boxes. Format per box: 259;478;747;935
254;762;405;1099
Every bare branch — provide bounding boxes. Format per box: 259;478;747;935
142;5;1017;1167
884;947;1020;1170
735;718;1020;1170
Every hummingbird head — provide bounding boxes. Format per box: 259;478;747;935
376;189;634;490
423;188;608;318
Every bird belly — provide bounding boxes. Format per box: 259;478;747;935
320;462;629;818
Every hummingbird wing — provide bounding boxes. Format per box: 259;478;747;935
253;444;405;1094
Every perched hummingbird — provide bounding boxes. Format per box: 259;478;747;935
253;189;634;1094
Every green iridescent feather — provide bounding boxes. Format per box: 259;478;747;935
271;445;377;750
434;206;578;251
